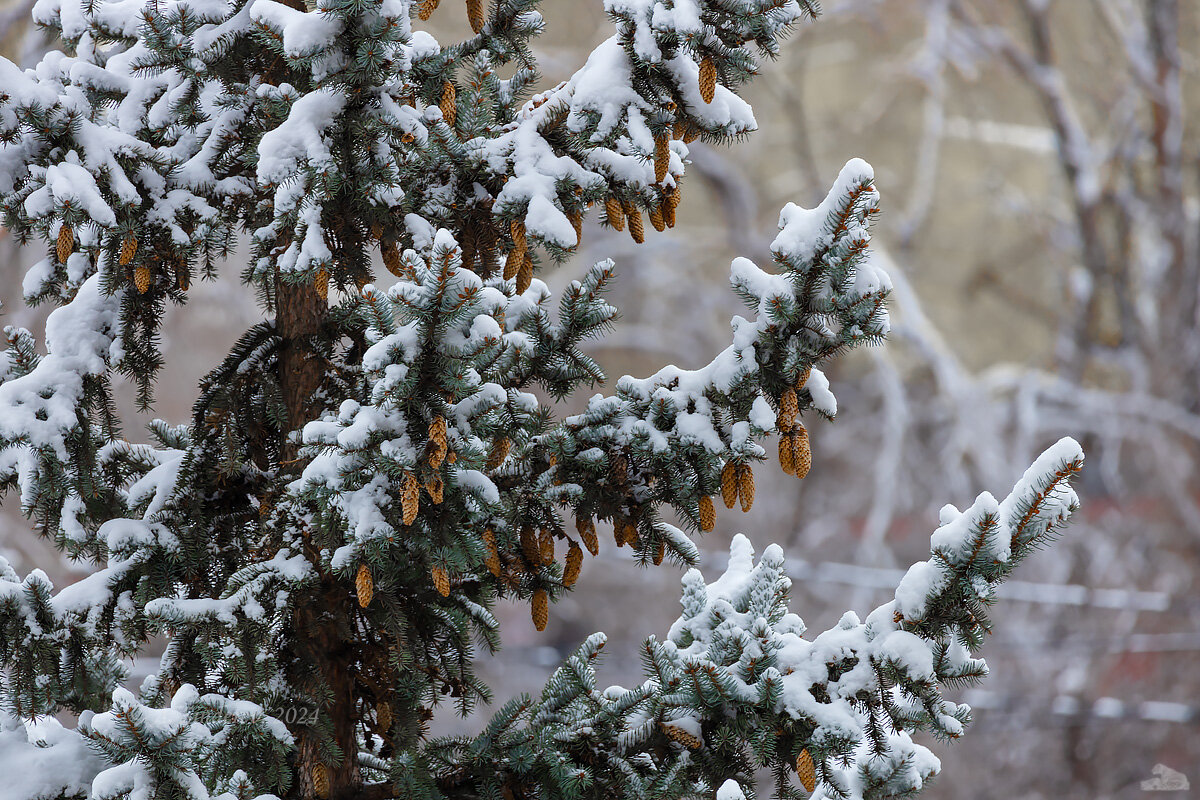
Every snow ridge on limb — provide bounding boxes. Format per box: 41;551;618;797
420;439;1081;800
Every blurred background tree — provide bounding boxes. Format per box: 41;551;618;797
1;0;1195;797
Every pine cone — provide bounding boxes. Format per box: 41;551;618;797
625;203;644;243
779;387;799;430
376;701;392;733
482;529;501;574
425;472;444;505
720;461;738;509
56;223;73;264
520;525;539;565
118;234;138;266
611;453;628;485
538;527;554;566
382;240;404;277
605;197;625;231
563;541;583;587
796;748;817;792
653;539;666;566
738;464;755;513
466;0;484;33
660;721;703;750
486;436;510;470
440;81;457;127
482;529;502;576
401;472;420;525
531;588;549;631
503;249;520;281
654;133;670;183
428;416;448;468
649;205;666;232
174;259;189;292
510;218;526;252
779;434;795;475
662;198;675;229
432;565;450;597
356;563;374;608
793;423;812;480
666;182;682;214
568;209;583;248
515;250;533;293
417;0;439;20
577;515;599;555
699;495;716;532
314;268;329;301
698;56;717;104
796;364;812;390
312;764;331;799
134;265;152;295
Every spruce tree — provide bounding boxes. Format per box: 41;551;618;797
0;0;1085;799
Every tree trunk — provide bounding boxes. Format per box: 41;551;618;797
276;275;362;798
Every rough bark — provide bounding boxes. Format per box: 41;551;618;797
275;275;363;798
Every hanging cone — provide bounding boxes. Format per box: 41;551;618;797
440;81;457;127
563;541;583;587
503;249;520;281
661;197;675;229
515;250;533;293
401;472;420;525
699;495;716;532
538;527;554;566
56;223;73;264
382;240;404;277
314;268;329;301
698;56;717;103
577;515;599;555
482;529;502;576
466;0;484;33
568;209;583;248
311;764;331;799
654;133;670;183
520;525;539;565
432;565;450;597
425;472;444;505
648;205;666;232
793;423;811;480
417;0;440;20
356;564;374;607
531;588;549;631
779;388;799;430
174;258;189;291
118;234;138;266
134;265;152;295
779;434;795;476
428;415;448;468
720;461;738;509
796;749;817;792
625;203;644;243
510;218;526;252
605;197;625;231
376;701;392;733
486;436;510;470
653;539;666;566
737;464;755;513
